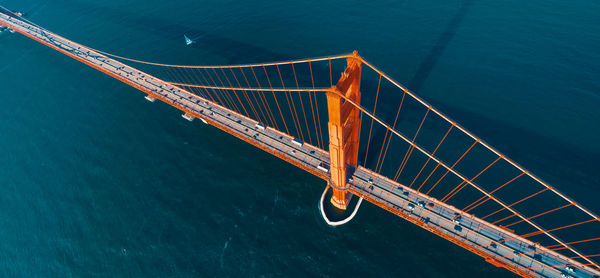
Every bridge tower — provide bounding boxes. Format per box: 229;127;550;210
326;51;362;210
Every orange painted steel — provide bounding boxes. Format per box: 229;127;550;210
417;155;502;226
502;203;573;228
408;125;453;189
495;244;573;263
362;74;382;165
197;69;227;108
547;237;600;249
482;188;550;220
462;172;526;213
212;67;241;114
201;68;232;109
520;219;596;239
326;90;346;208
291;63;313;145
441;156;502;203
328;58;333;87
262;65;289;135
275;64;304;140
250;66;278;129
229;68;261;122
93;48;350;69
374;129;391;174
307;61;323;150
5;11;600;274
462;188;552;238
527;262;595;271
394;108;430;181
348;187;538;278
0;18;333;185
211;68;241;114
220;67;250;118
474;231;600;272
492;213;518;225
375;91;406;174
192;106;329;182
384;108;431;204
480;219;597;257
325;89;598;266
245;67;268;125
434;158;504;228
573;254;600;259
360;57;599;224
239;67;269;126
190;68;217;102
181;69;208;101
425;140;478;195
326;52;362;210
308;61;325;149
343;54;363;174
19;11;598;238
356;58;600;272
160;53;597;257
312;93;326;164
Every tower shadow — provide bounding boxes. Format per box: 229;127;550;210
408;0;475;92
365;0;475;168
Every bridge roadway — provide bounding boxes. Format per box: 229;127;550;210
2;11;598;278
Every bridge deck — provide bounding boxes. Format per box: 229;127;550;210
2;11;598;278
349;169;599;277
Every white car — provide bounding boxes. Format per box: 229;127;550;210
452;216;462;225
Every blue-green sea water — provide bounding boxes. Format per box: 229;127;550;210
0;0;599;277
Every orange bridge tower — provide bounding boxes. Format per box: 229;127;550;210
326;51;362;210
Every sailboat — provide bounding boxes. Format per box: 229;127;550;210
184;35;194;46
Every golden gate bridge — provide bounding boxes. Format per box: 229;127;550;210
1;7;598;278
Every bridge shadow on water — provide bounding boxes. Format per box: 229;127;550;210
52;0;289;65
26;0;600;214
6;0;600;273
426;102;600;208
363;0;475;169
357;0;600;218
407;0;475;93
49;0;600;213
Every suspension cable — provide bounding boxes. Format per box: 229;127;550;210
409;125;453;189
394;108;430;181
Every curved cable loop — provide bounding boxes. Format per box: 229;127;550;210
95;49;352;69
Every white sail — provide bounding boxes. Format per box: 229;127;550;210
184;35;194;45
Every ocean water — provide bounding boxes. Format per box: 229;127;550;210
0;0;599;277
